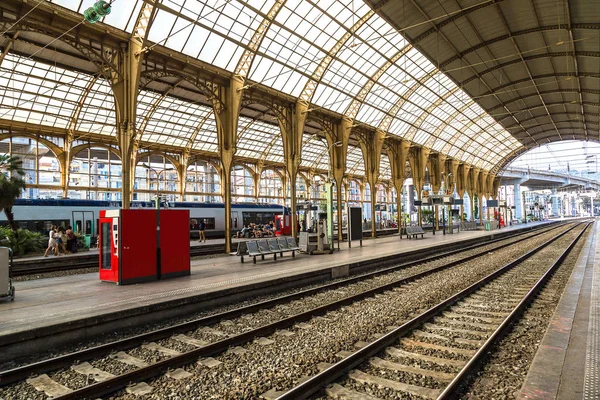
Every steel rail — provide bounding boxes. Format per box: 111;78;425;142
0;223;560;388
38;224;576;400
437;222;590;399
274;221;588;400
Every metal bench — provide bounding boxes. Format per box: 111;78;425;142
258;239;277;262
276;238;296;258
285;237;299;252
246;241;268;264
405;226;425;239
235;241;249;263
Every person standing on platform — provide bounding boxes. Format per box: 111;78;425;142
198;219;206;243
43;226;58;257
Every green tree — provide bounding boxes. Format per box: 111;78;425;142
0;155;26;234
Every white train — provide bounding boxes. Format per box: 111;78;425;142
1;199;289;239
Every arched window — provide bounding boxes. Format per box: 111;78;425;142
231;165;254;203
259;169;282;204
69;146;122;201
0;136;62;199
185;161;221;202
134;155;179;202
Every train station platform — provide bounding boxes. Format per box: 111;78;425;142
0;221;557;364
519;220;600;400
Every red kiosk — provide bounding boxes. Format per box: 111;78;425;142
99;209;190;285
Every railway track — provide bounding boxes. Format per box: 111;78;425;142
0;223;574;399
11;244;225;276
278;222;590;400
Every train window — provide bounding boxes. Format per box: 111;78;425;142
75;220;82;233
85;220;92;235
189;218;216;230
101;223;111;270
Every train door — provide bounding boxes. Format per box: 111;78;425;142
72;211;95;235
231;211;239;230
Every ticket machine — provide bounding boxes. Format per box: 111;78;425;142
99;209;190;285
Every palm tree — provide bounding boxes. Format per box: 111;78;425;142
0;155;26;233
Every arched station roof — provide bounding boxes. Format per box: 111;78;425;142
4;0;586;179
371;0;599;174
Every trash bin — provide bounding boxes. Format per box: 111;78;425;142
485;222;491;231
83;234;91;249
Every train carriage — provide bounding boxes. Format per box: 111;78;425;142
0;199;289;240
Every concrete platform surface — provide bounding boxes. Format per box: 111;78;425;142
0;222;554;342
519;220;600;400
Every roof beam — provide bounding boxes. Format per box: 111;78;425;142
460;52;600;86
493;2;562;140
234;0;286;79
406;0;535;146
440;23;600;69
565;0;589;140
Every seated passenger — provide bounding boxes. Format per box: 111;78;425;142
263;224;273;237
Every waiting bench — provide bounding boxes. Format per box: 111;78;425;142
405;226;425;239
236;237;298;264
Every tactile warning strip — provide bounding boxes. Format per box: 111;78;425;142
584;229;600;400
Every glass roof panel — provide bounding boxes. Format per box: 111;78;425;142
346;146;364;177
0;54;91;129
137;91;213;148
147;1;266;71
76;78;116;136
49;0;143;32
236;118;280;160
379;154;391;181
300;137;328;169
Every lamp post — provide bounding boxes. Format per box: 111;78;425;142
142;163;174;280
142;163;174;209
327;141;342;244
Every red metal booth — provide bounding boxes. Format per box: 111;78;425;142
99;209;190;285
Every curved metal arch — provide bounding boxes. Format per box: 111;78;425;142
298;9;375;104
70;143;121;163
186;156;221;174
344;45;413;120
377;72;436;133
241;97;288;126
0;133;64;160
258;167;285;183
296;171;310;186
439;107;499;155
441;24;600;69
186;112;215;153
234;0;286;79
68;76;101;133
405;86;462;144
135;151;181;170
0;20;119;80
136;82;183;144
429;101;476;152
461;52;600;86
139;69;223;110
231;162;256;178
